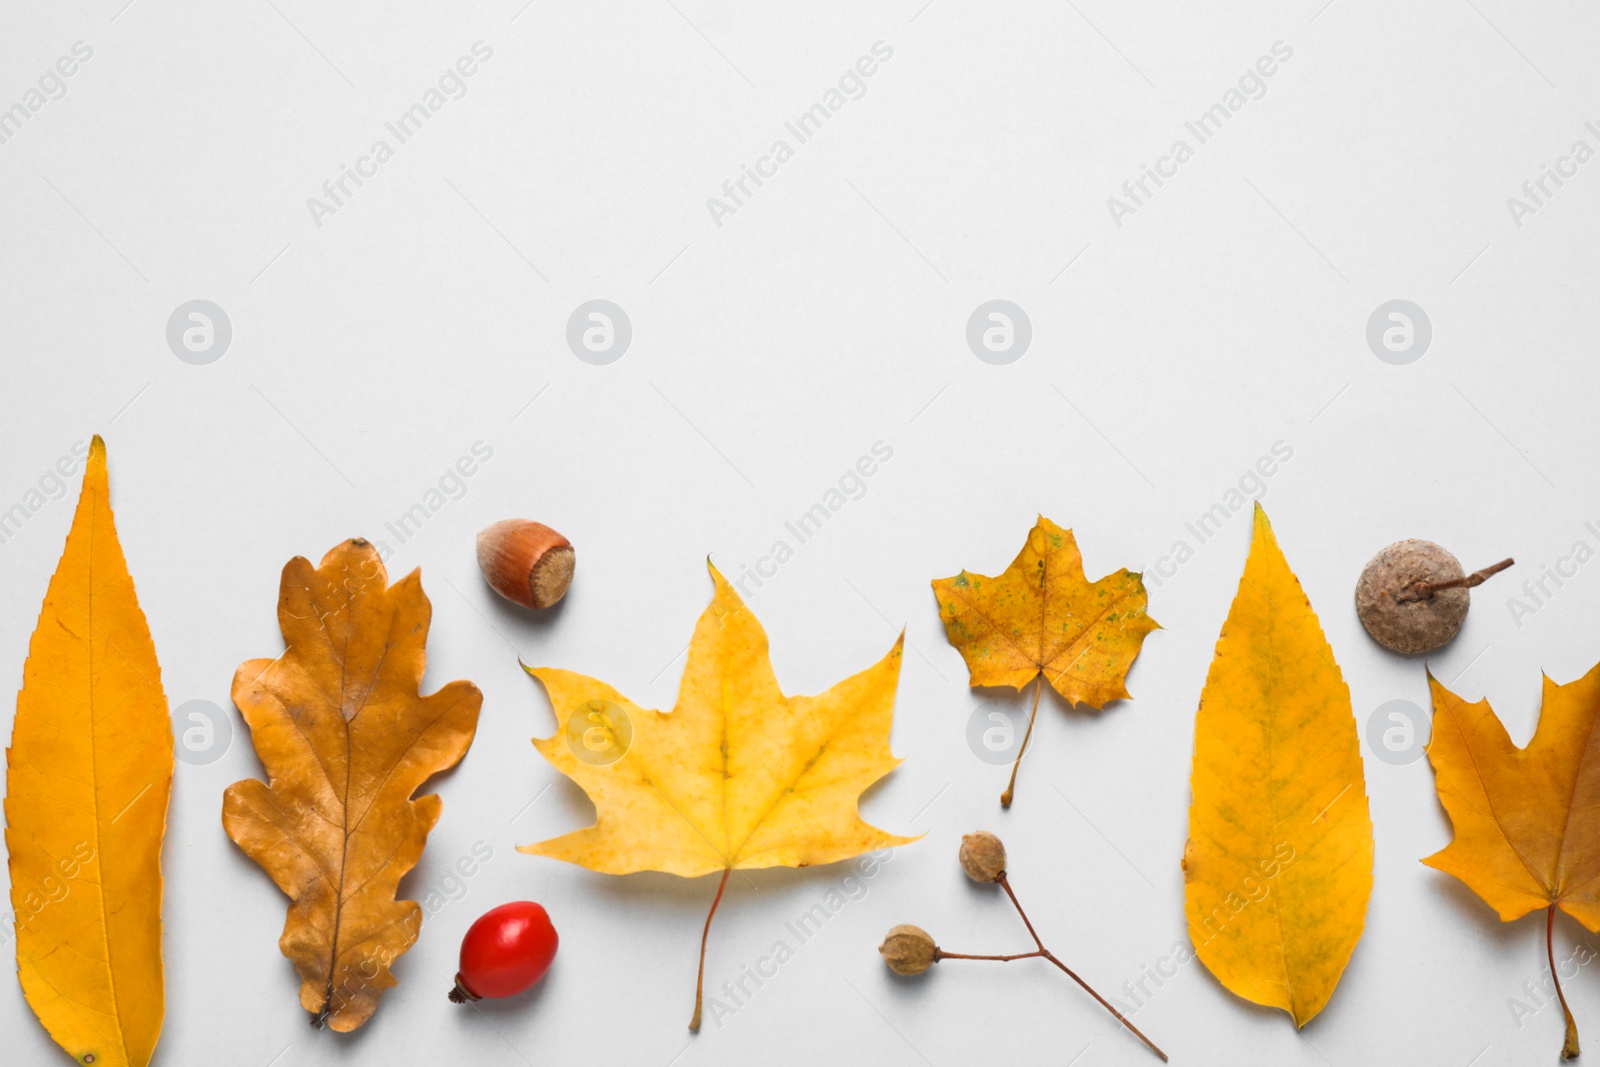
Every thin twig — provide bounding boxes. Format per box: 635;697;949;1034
995;873;1168;1062
1038;950;1167;1062
1398;558;1514;602
998;874;1046;953
936;949;1045;962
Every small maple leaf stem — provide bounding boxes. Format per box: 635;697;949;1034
1548;904;1581;1060
998;873;1168;1062
1001;675;1045;808
689;866;732;1033
1397;557;1514;602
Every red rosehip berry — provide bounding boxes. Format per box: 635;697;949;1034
449;901;559;1003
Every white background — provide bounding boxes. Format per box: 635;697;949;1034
3;1;1599;1065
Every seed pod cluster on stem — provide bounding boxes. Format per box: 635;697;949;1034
876;832;1169;1062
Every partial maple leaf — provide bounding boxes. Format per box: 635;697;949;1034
6;436;172;1067
520;561;915;1029
1184;505;1373;1028
931;515;1158;805
224;539;482;1032
1424;664;1600;1059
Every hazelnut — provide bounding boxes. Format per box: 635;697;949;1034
879;924;938;976
477;520;575;609
959;831;1006;883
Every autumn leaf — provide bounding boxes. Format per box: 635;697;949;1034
931;515;1158;805
520;561;915;1029
5;436;173;1067
1424;665;1600;1059
224;539;482;1032
1184;504;1373;1028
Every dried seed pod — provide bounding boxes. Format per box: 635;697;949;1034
879;924;938;976
1355;540;1512;655
959;831;1007;883
477;520;575;609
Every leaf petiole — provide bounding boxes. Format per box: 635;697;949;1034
1001;675;1045;808
689;867;732;1032
1549;904;1580;1060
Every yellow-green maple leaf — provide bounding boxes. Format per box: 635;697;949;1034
932;515;1157;804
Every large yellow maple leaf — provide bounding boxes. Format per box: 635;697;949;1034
1424;664;1600;1059
520;561;914;1028
224;540;482;1032
1184;505;1373;1028
931;515;1157;805
6;436;173;1067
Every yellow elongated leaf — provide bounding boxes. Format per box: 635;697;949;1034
224;539;481;1032
5;436;173;1067
1184;505;1373;1027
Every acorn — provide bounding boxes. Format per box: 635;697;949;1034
477;520;575;609
959;831;1007;884
1355;540;1512;655
879;924;938;976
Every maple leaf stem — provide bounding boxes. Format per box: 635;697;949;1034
689;866;732;1032
998;873;1168;1062
1549;904;1581;1060
1001;675;1045;808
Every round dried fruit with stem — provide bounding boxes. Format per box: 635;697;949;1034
873;838;1170;1062
477;520;575;610
1355;540;1512;655
959;831;1007;884
879;924;938;976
